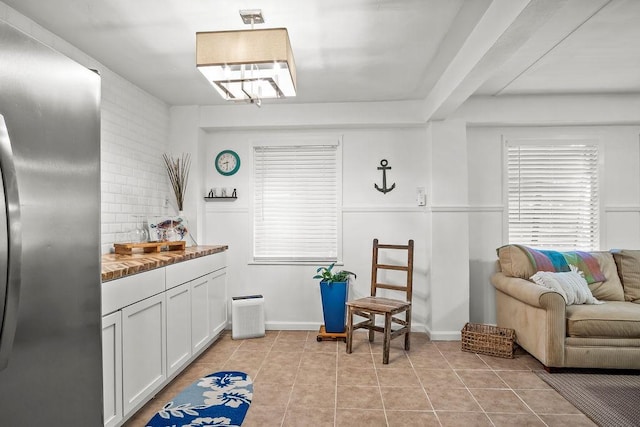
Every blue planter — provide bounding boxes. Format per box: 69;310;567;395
320;281;348;333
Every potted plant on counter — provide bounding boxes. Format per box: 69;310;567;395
313;263;356;333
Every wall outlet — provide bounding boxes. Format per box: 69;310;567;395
164;197;169;208
416;187;426;206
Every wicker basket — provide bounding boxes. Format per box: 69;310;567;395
461;323;516;359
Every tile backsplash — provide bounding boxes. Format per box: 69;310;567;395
100;72;171;253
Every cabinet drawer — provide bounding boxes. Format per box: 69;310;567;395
102;269;165;315
165;252;226;290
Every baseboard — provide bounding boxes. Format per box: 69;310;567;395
261;321;430;333
428;329;462;341
265;321;322;330
228;320;459;341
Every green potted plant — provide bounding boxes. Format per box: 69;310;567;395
313;263;356;333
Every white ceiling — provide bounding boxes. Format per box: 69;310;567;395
476;0;640;96
4;0;640;109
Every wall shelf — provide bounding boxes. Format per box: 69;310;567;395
204;197;237;202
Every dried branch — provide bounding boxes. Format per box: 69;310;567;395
163;152;191;211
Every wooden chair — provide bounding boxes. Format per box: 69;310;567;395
346;239;414;364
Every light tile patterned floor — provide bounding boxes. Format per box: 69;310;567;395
123;331;596;427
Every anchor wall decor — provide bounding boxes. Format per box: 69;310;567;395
374;159;396;194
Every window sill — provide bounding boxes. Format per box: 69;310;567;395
248;260;343;266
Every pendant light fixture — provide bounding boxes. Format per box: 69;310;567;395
196;9;297;105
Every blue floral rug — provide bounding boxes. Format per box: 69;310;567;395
146;371;253;427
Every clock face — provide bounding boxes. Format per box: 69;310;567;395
215;150;240;176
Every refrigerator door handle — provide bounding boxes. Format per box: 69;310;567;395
0;114;22;372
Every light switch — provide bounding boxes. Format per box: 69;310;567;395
416;187;426;206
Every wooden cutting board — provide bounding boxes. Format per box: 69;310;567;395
113;241;186;254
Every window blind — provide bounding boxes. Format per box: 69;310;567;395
507;143;599;251
253;144;338;262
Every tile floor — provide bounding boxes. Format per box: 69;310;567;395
123;330;596;427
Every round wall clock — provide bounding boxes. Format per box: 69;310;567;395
215;150;240;176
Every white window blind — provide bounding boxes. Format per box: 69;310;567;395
507;143;599;251
253;143;338;262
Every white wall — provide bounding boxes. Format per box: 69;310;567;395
0;2;172;254
467;125;640;324
429;120;471;339
175;99;640;339
198;126;431;331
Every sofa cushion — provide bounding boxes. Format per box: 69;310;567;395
497;245;624;301
497;244;536;278
588;252;625;301
612;250;640;303
566;302;640;338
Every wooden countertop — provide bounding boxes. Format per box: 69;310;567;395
102;245;228;282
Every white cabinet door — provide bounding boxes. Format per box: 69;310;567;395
191;276;210;353
102;311;122;427
208;269;227;337
121;293;166;414
166;282;192;376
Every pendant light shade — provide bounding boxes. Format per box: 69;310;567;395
196;27;297;102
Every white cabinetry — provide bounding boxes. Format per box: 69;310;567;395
121;292;166;414
102;311;122;427
166;282;192;377
101;250;227;427
208;270;227;337
165;252;227;357
191;275;211;353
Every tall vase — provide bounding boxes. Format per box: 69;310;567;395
176;210;197;246
319;281;348;333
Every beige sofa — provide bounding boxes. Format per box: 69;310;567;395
491;245;640;370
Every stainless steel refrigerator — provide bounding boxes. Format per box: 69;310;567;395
0;20;103;424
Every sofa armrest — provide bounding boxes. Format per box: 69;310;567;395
491;272;561;308
491;272;566;367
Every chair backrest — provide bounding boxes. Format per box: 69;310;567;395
370;239;414;302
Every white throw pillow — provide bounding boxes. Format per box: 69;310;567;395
530;265;603;305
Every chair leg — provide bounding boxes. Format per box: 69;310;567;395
383;313;392;364
368;313;375;343
404;306;412;351
346;306;353;354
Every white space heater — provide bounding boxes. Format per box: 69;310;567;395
231;295;265;339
